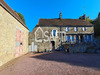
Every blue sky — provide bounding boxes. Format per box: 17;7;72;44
5;0;100;32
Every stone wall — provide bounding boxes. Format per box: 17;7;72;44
62;26;94;34
29;24;94;52
0;6;29;66
29;26;61;51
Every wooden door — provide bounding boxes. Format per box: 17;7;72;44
19;31;23;56
15;28;23;58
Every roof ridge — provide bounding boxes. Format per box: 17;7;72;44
38;18;93;26
39;18;86;20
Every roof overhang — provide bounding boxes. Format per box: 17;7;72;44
0;1;29;30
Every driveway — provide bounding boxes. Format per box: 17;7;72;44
0;52;100;75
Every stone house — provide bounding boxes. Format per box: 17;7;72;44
29;12;94;52
0;0;29;66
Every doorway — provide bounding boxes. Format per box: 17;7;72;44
51;41;55;50
15;28;23;58
76;35;79;43
80;35;83;42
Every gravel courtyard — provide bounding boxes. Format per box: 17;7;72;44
0;52;100;75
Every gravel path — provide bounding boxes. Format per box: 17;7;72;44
0;52;100;75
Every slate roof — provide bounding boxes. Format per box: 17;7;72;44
38;18;93;26
0;0;29;30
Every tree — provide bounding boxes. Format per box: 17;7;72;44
15;11;26;24
92;13;100;37
79;14;92;23
86;18;93;23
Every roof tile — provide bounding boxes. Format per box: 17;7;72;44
38;19;93;26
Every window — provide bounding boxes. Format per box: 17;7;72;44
66;35;70;42
87;35;89;40
74;27;77;32
71;35;74;42
91;35;93;42
82;27;86;31
53;30;57;36
66;27;69;32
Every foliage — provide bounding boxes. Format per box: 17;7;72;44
15;11;26;24
86;18;93;23
86;46;95;50
79;14;100;37
95;36;100;39
79;15;93;23
92;15;100;37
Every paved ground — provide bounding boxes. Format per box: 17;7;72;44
0;52;100;75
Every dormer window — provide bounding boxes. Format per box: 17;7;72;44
82;27;86;31
74;27;77;32
66;27;69;32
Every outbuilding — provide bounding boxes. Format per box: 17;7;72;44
0;0;29;66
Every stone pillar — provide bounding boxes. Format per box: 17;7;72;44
87;35;89;42
65;34;67;42
70;35;72;44
74;35;76;43
85;35;87;42
61;33;63;42
83;35;85;42
60;33;62;44
79;35;81;43
64;34;66;42
91;35;93;42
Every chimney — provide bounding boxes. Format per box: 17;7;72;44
59;12;62;19
82;14;86;20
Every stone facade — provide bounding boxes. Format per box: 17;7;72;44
29;25;94;52
29;26;60;52
0;3;29;66
29;12;94;52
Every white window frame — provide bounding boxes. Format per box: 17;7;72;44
52;30;58;37
66;27;69;32
74;27;77;32
82;27;86;31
